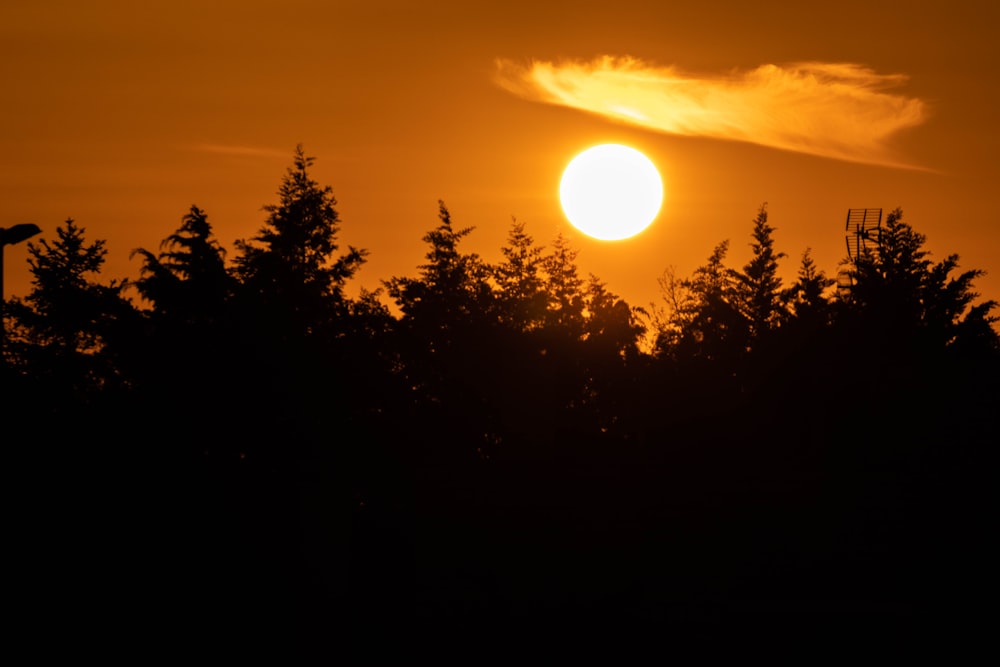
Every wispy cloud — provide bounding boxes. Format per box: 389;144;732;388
496;57;929;168
191;143;290;158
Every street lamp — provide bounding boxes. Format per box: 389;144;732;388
1;223;42;360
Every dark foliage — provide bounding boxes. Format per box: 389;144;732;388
5;154;996;657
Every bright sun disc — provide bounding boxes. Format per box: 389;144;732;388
559;144;663;241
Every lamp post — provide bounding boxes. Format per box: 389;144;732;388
1;223;42;361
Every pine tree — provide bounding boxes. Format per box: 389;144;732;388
128;206;239;452
584;276;644;359
732;203;786;343
785;248;834;327
384;201;499;460
4;218;134;404
235;145;366;337
385;200;492;331
132;205;232;323
18;218;124;355
846;208;998;352
542;233;586;336
655;240;745;363
493;218;547;332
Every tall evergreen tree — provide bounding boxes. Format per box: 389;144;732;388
577;276;647;438
732;203;786;343
235;145;366;338
384;201;500;459
785;248;834;326
226;147;372;463
655;240;745;364
128;206;239;457
14;218;128;358
845;208;998;353
132;205;232;323
542;233;586;337
493;218;547;332
385;200;493;333
4;218;134;412
583;276;644;360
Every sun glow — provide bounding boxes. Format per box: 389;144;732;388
559;144;663;241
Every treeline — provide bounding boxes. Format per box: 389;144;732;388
4;147;996;654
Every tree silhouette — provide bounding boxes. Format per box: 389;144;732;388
5;218;134;384
576;275;647;438
654;240;746;365
2;218;137;454
16;219;124;353
383;201;504;460
583;275;645;359
4;150;997;651
731;203;786;345
126;206;242;462
235;145;366;340
785;248;835;327
493;218;547;333
385;200;493;334
772;247;838;411
131;205;232;323
223;146;378;469
843;208;998;355
542;233;586;337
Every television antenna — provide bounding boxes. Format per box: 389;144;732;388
837;208;882;293
845;208;882;262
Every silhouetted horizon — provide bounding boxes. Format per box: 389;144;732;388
3;149;995;657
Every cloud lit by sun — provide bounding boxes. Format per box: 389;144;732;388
496;57;929;168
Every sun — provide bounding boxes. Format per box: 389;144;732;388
559;144;663;241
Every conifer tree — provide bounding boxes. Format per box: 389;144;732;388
846;208;998;352
129;206;238;451
655;240;744;363
235;145;366;337
385;200;493;333
584;276;644;359
542;233;586;337
5;218;133;402
384;201;499;459
732;203;786;343
132;205;232;323
18;218;125;355
493;218;547;332
785;248;834;327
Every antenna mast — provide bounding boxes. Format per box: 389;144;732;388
837;208;883;293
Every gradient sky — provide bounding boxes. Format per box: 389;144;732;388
3;0;998;319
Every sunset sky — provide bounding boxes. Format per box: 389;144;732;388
3;0;998;317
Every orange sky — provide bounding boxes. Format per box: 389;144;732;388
3;0;998;320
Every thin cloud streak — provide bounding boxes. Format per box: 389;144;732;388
192;144;290;158
496;57;929;168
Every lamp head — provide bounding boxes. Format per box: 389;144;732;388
0;224;42;247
